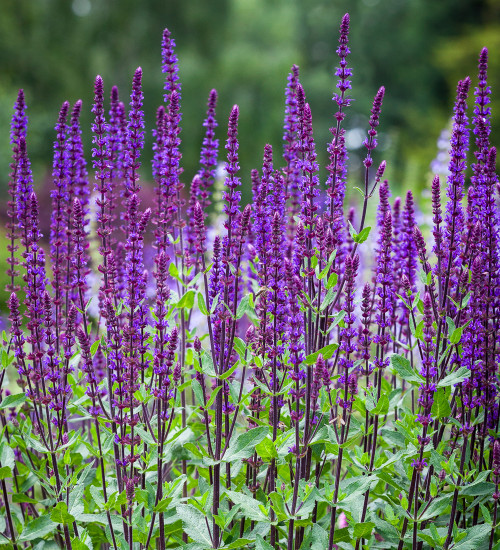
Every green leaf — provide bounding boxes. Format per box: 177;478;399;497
320;288;336;311
233;337;247;359
197;293;209;316
0;466;12;479
354;226;372;244
431;387;451;418
191;379;205;407
12;493;38;504
255;534;274;550
210;292;221;314
205;386;222;409
371;394;389;416
353;521;374;539
224;489;268;522
317;251;337;280
169;262;182;283
90;485;105;509
305;344;339;365
19;515;58;542
90;340;100;357
219;361;239;380
450;326;464;344
326;310;347;333
0;392;26;409
236;294;255;319
326;272;338;289
177;290;195;309
461;481;495;497
51;501;76;525
226;539;255;549
348;221;372;244
200;351;217;377
453;524;491;549
255;436;278;460
224;427;268;462
390;354;423;384
177;504;211;546
419;496;450;520
438;366;470;388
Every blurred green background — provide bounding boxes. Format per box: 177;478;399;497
1;0;499;197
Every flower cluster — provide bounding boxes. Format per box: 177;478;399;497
2;15;499;550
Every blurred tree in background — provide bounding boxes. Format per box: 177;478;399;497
0;0;498;202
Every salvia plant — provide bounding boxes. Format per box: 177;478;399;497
1;13;499;550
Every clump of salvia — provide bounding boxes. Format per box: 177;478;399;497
1;13;499;550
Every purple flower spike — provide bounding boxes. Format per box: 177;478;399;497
107;86;124;224
298;102;320;244
473;48;492;165
50;101;70;322
283;65;301;249
363;86;385;167
431;175;444;282
9;293;26;376
335;14;352;100
373;211;393;368
223;105;241;237
401;191;417;293
327;16;354;254
162;28;181;103
417;292;437;427
16;137;34;256
7;89;28;292
198;89;219;210
443;77;470;302
338;254;359;411
155;90;182;252
125;68;145;200
71;198;90;308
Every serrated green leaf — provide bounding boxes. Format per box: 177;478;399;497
255;534;274;550
305;344;339;365
255;436;277;460
353;521;375;539
390;354;423;384
191;379;205;407
236;294;256;319
326;272;338;289
19;515;57;542
51;501;75;525
177;290;195;309
371;394;389;416
219;361;239;380
354;226;371;244
453;524;491;549
177;504;211;545
233;337;246;359
438;366;469;388
223;427;268;462
0;392;26;409
12;493;38;504
197;292;209;315
205;386;222;409
419;495;450;520
431;387;451;418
